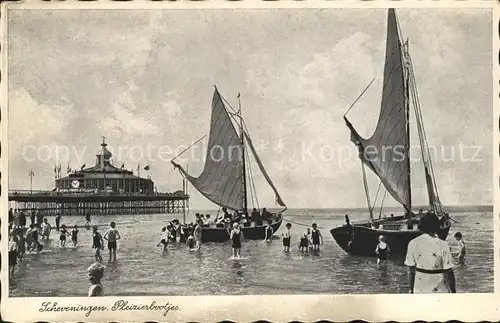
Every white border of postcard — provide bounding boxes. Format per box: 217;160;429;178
1;0;499;321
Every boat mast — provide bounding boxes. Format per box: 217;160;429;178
404;39;413;229
238;93;248;214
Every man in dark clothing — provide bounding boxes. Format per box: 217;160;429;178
30;211;36;226
261;208;271;223
36;212;43;225
55;213;61;231
8;208;13;224
251;208;260;223
19;211;27;228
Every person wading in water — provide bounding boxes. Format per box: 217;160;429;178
264;220;274;243
404;213;456;293
104;222;121;262
55;213;61;231
310;223;323;253
230;222;242;258
92;225;104;262
193;219;203;251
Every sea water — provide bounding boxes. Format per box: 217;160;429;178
8;209;493;296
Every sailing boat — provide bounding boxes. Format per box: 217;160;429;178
330;9;451;257
172;86;287;243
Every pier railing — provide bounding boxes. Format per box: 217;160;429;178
9;189;188;198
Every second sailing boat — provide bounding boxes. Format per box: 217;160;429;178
172;86;287;243
330;9;451;257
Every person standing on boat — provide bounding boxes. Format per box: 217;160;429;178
261;208;271;223
310;223;323;252
345;215;354;252
404;213;456;293
230;222;242;258
264;220;274;242
250;208;260;226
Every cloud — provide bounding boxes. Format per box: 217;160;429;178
6;9;492;208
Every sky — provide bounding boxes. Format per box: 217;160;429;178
7;8;493;210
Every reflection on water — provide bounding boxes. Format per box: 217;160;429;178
9;211;493;296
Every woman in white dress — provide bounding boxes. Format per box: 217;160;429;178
404;213;456;293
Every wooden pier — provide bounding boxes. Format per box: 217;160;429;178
8;189;189;216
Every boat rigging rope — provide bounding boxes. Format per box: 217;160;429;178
283;218;326;230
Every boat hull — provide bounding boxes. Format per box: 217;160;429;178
180;215;283;243
330;215;451;258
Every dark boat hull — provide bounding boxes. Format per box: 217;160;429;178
179;215;283;243
330;215;451;258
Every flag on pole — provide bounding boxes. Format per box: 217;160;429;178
80;164;86;171
121;163;124;169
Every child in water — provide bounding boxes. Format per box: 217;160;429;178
87;262;105;297
186;234;196;251
452;232;466;264
71;225;79;247
230;222;242;258
59;224;69;247
104;222;121;262
8;235;19;277
92;225;104;262
310;223;323;252
157;227;170;252
264;220;274;243
299;228;310;253
282;223;292;253
17;229;26;263
375;235;390;265
41;218;51;240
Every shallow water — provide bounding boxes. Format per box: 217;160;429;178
9;209;493;296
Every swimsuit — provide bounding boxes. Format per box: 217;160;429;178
299;234;309;248
106;229;118;250
8;242;17;266
282;230;291;247
231;230;241;249
71;230;78;242
93;233;102;249
311;229;320;245
377;244;388;260
187;238;195;249
60;229;67;241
